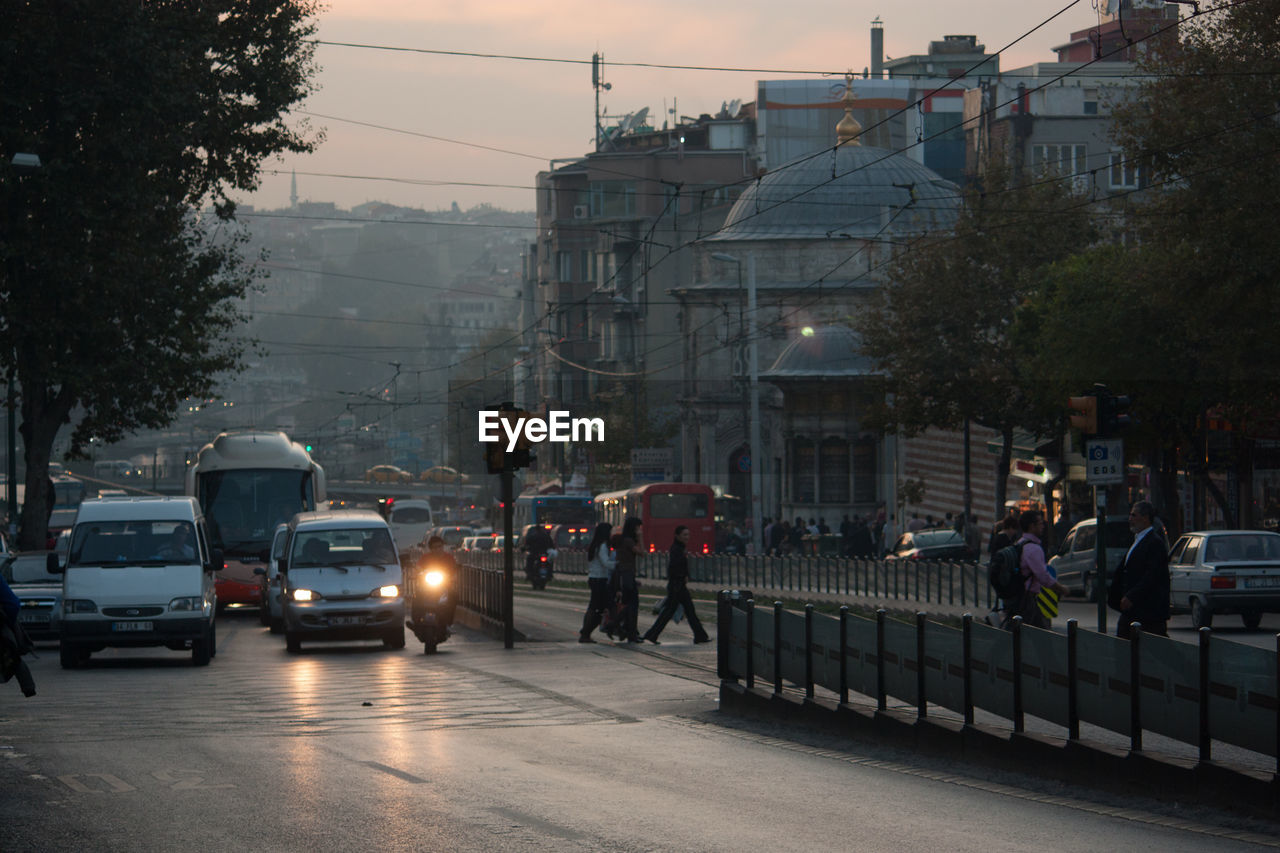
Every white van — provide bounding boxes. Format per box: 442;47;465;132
53;496;221;668
280;510;405;652
385;498;433;553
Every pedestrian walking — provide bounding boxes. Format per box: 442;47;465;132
578;523;615;643
611;516;645;643
1108;500;1170;638
643;526;711;645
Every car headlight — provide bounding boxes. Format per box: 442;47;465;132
423;570;446;587
64;599;98;613
291;588;317;602
168;596;202;612
374;584;401;598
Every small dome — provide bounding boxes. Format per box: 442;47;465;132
711;145;959;241
762;325;878;379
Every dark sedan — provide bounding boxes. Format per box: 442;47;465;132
887;529;976;561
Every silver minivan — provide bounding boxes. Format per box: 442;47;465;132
280;510;405;653
1048;516;1134;600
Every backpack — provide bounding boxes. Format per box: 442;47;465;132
987;540;1028;601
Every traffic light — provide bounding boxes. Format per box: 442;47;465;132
1099;393;1132;435
1068;395;1098;436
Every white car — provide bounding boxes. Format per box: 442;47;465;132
1168;529;1280;630
280;510;405;653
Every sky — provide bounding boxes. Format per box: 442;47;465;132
242;0;1108;214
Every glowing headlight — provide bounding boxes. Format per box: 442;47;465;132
423;570;445;587
291;588;316;602
375;584;401;598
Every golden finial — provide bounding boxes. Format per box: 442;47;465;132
836;70;862;146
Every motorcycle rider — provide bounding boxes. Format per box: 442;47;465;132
522;523;555;586
412;535;457;628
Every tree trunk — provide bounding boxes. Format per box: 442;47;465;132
994;426;1013;521
16;375;75;550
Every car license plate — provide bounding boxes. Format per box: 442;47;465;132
18;612;50;624
1244;577;1280;589
112;621;154;632
329;615;363;626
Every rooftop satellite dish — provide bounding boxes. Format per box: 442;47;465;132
632;106;650;129
727;99;742;117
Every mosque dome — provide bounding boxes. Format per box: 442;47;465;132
710;144;960;242
762;325;878;380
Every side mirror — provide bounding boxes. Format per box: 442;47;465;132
208;548;225;572
47;552;63;574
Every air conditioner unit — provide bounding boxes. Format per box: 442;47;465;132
573;205;589;219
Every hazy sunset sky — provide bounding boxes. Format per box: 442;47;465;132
244;0;1106;213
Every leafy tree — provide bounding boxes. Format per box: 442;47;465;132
854;157;1096;517
0;1;321;547
1055;0;1280;526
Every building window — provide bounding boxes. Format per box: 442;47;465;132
1108;151;1143;190
588;181;637;218
557;251;573;282
852;438;877;504
792;438;816;504
1031;143;1087;179
819;438;850;504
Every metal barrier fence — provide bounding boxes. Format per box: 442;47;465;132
457;550;996;609
716;595;1280;774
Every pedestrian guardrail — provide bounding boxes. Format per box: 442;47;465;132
715;595;1280;774
457;550;994;610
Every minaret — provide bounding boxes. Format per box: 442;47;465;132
290;169;298;208
835;71;863;146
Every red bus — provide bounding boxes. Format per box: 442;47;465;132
593;483;716;555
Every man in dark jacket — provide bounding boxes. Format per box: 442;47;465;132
1110;500;1170;638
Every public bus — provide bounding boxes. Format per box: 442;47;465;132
185;431;326;608
593;483;716;555
512;494;594;531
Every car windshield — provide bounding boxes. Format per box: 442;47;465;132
68;521;200;566
292;528;397;567
913;530;963;547
1203;533;1280;562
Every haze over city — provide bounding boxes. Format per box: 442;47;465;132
244;0;1108;213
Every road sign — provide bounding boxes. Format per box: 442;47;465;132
1085;438;1124;485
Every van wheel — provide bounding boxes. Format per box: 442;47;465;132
1082;573;1097;603
384;627;405;650
210;622;218;657
1190;598;1213;630
60;644;85;669
269;615;284;634
1242;610;1262;631
286;632;301;653
192;631;212;666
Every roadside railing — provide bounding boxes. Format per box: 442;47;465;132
715;595;1280;774
457;549;995;610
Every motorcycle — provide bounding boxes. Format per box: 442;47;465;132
525;549;555;590
406;553;457;654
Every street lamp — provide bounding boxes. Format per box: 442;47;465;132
711;252;763;555
6;152;42;542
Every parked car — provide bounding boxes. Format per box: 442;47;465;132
2;551;64;642
1048;516;1133;601
364;464;412;484
279;509;405;653
1168;529;1280;630
886;529;976;561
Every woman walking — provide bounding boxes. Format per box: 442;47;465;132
642;525;711;645
611;516;645;643
578;523;615;643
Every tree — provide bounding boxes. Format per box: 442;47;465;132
854;157;1096;517
0;1;321;548
1080;0;1280;526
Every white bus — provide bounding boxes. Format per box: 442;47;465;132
185;431;326;609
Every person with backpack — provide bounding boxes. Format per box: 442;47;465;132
1001;510;1068;630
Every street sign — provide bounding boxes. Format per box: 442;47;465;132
1085;439;1124;485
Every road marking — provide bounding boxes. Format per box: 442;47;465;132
57;773;135;793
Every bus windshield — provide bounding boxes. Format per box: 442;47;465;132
198;469;314;555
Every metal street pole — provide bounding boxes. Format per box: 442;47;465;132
747;253;763;557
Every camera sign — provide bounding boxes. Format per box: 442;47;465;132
1085;438;1124;485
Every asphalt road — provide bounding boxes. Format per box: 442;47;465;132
1;598;1278;852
